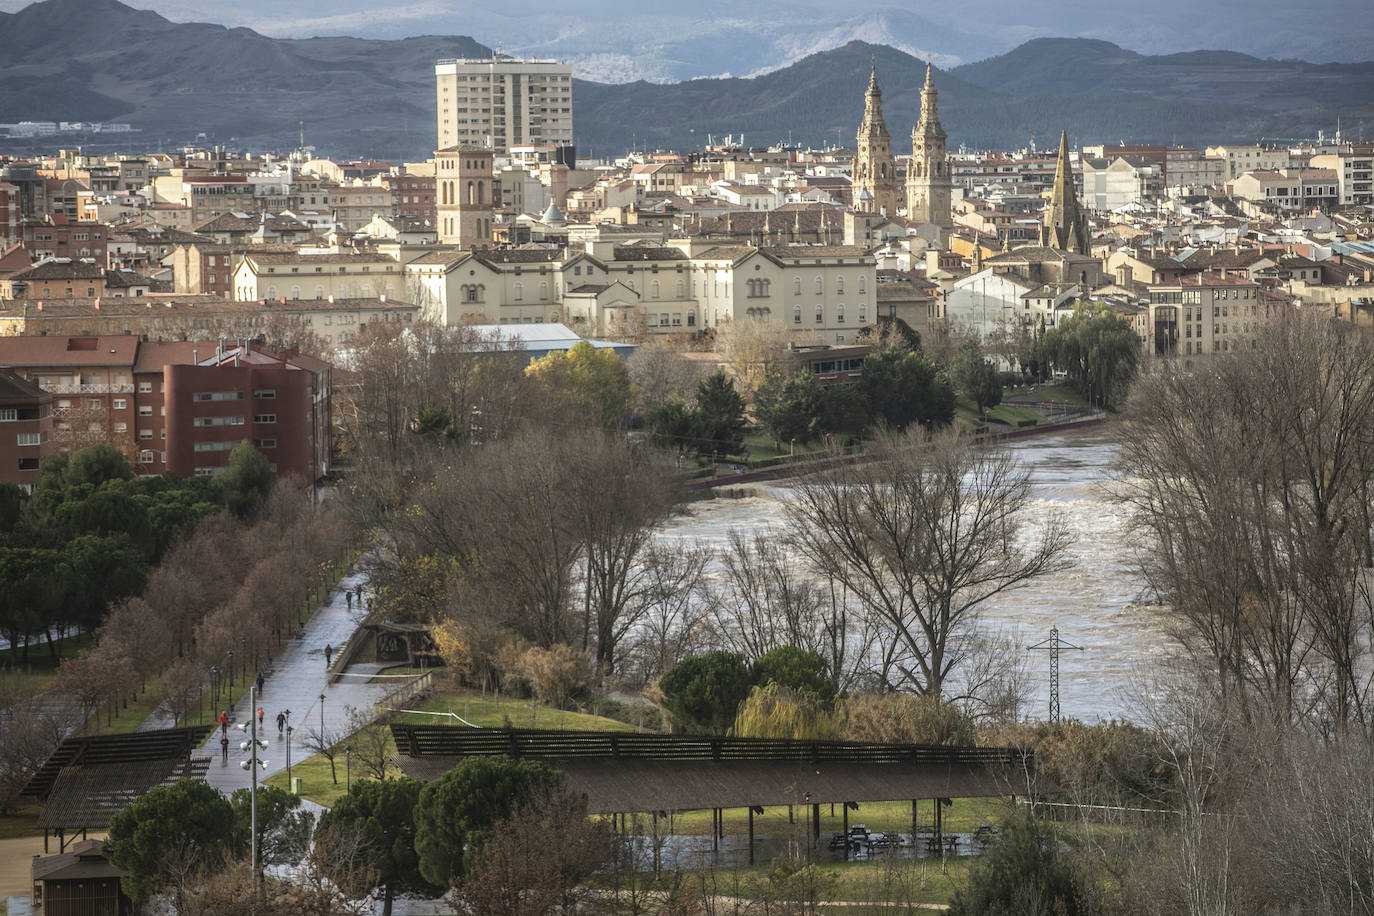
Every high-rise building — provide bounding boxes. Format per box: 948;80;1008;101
1040;131;1091;255
435;55;575;165
905;64;952;229
853;63;898;217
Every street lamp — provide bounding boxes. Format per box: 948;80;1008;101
237;685;269;888
319;693;326;735
345;744;353;790
790;437;795;458
285;725;294;787
227;650;234;688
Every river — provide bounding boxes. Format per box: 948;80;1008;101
656;426;1166;722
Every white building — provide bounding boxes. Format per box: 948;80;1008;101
435;55;574;162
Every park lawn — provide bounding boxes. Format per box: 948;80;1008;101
742;431;830;463
263;752;359;808
0;632;95;699
0;804;41;841
98;676;165;735
399;688;644;732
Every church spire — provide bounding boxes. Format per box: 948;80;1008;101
906;62;951;229
854;60;896;215
1040;130;1090;255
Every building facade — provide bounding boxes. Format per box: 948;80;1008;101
435;55;574;163
435;147;495;247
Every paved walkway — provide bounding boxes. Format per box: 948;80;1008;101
185;566;400;796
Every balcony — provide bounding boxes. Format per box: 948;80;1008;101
41;383;134;394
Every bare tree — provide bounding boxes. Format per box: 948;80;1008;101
303;724;344;785
626;339;711;415
626;541;712;683
786;430;1071;699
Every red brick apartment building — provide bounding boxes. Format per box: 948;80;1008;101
0;370;53;488
0;336;329;484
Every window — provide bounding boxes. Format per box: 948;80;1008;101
113;422;127;433
193;391;244;402
253;390;276;400
858;276;866;294
194;441;239;452
254;414;277;424
139;430;153;440
192;416;245;427
140;450;154;464
514;282;523;301
836;277;845;294
254;439;277;449
793;305;802;324
814;277;823;294
859;303;867;323
138;405;153;416
16;432;40;446
113;398;126;410
816;307;823;323
88;399;100;410
0;409;15;421
138;381;153;393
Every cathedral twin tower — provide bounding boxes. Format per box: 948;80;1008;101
853;61;952;229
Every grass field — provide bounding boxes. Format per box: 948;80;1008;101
400;688;647;732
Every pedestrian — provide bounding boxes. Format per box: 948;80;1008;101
221;735;229;765
219;710;229;736
346;591;352;610
276;710;286;736
325;643;333;668
255;672;264;695
257;707;264;729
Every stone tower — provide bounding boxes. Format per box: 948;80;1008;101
905;63;952;229
435;145;494;248
1039;130;1090;255
853;62;898;216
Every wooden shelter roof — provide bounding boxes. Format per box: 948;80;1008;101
389;727;1037;814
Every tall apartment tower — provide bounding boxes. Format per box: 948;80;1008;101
435;55;575;165
435;147;494;248
905;64;952;229
1040;130;1090;255
853;63;898;216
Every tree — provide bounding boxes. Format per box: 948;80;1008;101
319;777;437;916
786;430;1070;699
230;784;314;868
658;650;754;734
62;443;134;488
626;339;711;416
732;682;841;740
448;788;615;916
857;315;923;353
949;809;1089;916
519;644;591;717
714;316;791;394
753;365;824;447
645;397;701;454
217;441;273;519
414;755;566;887
842;692;977;746
950;334;1003;413
858;346;956;430
1038;301;1138;410
525;339;632;428
752;645;838;703
104;779;235;908
693;370;747;456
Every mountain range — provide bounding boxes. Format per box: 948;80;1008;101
1;0;1372;161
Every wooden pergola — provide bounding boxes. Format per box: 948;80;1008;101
390;726;1041;863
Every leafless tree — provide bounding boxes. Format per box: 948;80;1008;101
786;429;1071;699
626;541;713;683
303;723;344;785
1118;313;1374;731
626;339;712;415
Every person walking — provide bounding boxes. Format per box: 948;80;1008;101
276;710;286;736
255;672;265;696
257;707;265;730
324;643;333;668
346;591;352;610
219;710;229;736
220;735;229;765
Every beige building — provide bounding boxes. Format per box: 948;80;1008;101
1147;276;1283;358
1307;150;1374;205
1204;145;1292;181
906;65;952;229
435;55;574;161
435;147;495;247
231;251;403;303
406;242;877;345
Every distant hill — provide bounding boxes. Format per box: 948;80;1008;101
0;0;1371;160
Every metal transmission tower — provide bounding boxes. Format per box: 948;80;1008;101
1026;626;1083;723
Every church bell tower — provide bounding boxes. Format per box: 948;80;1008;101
905;63;952;230
853;62;898;217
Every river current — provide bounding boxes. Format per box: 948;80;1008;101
657;427;1166;722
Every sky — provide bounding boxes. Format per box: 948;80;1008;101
7;0;1373;82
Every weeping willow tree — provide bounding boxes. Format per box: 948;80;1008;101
730;682;842;741
1038;301;1140;410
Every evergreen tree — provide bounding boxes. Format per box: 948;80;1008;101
858;346;956;430
950;335;1004;413
694;370;747;456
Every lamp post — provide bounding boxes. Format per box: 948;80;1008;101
345;745;353;790
237;685;269;889
285;725;294;787
227;650;234;688
319;693;326;735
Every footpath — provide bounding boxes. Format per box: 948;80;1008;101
181;565;399;796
